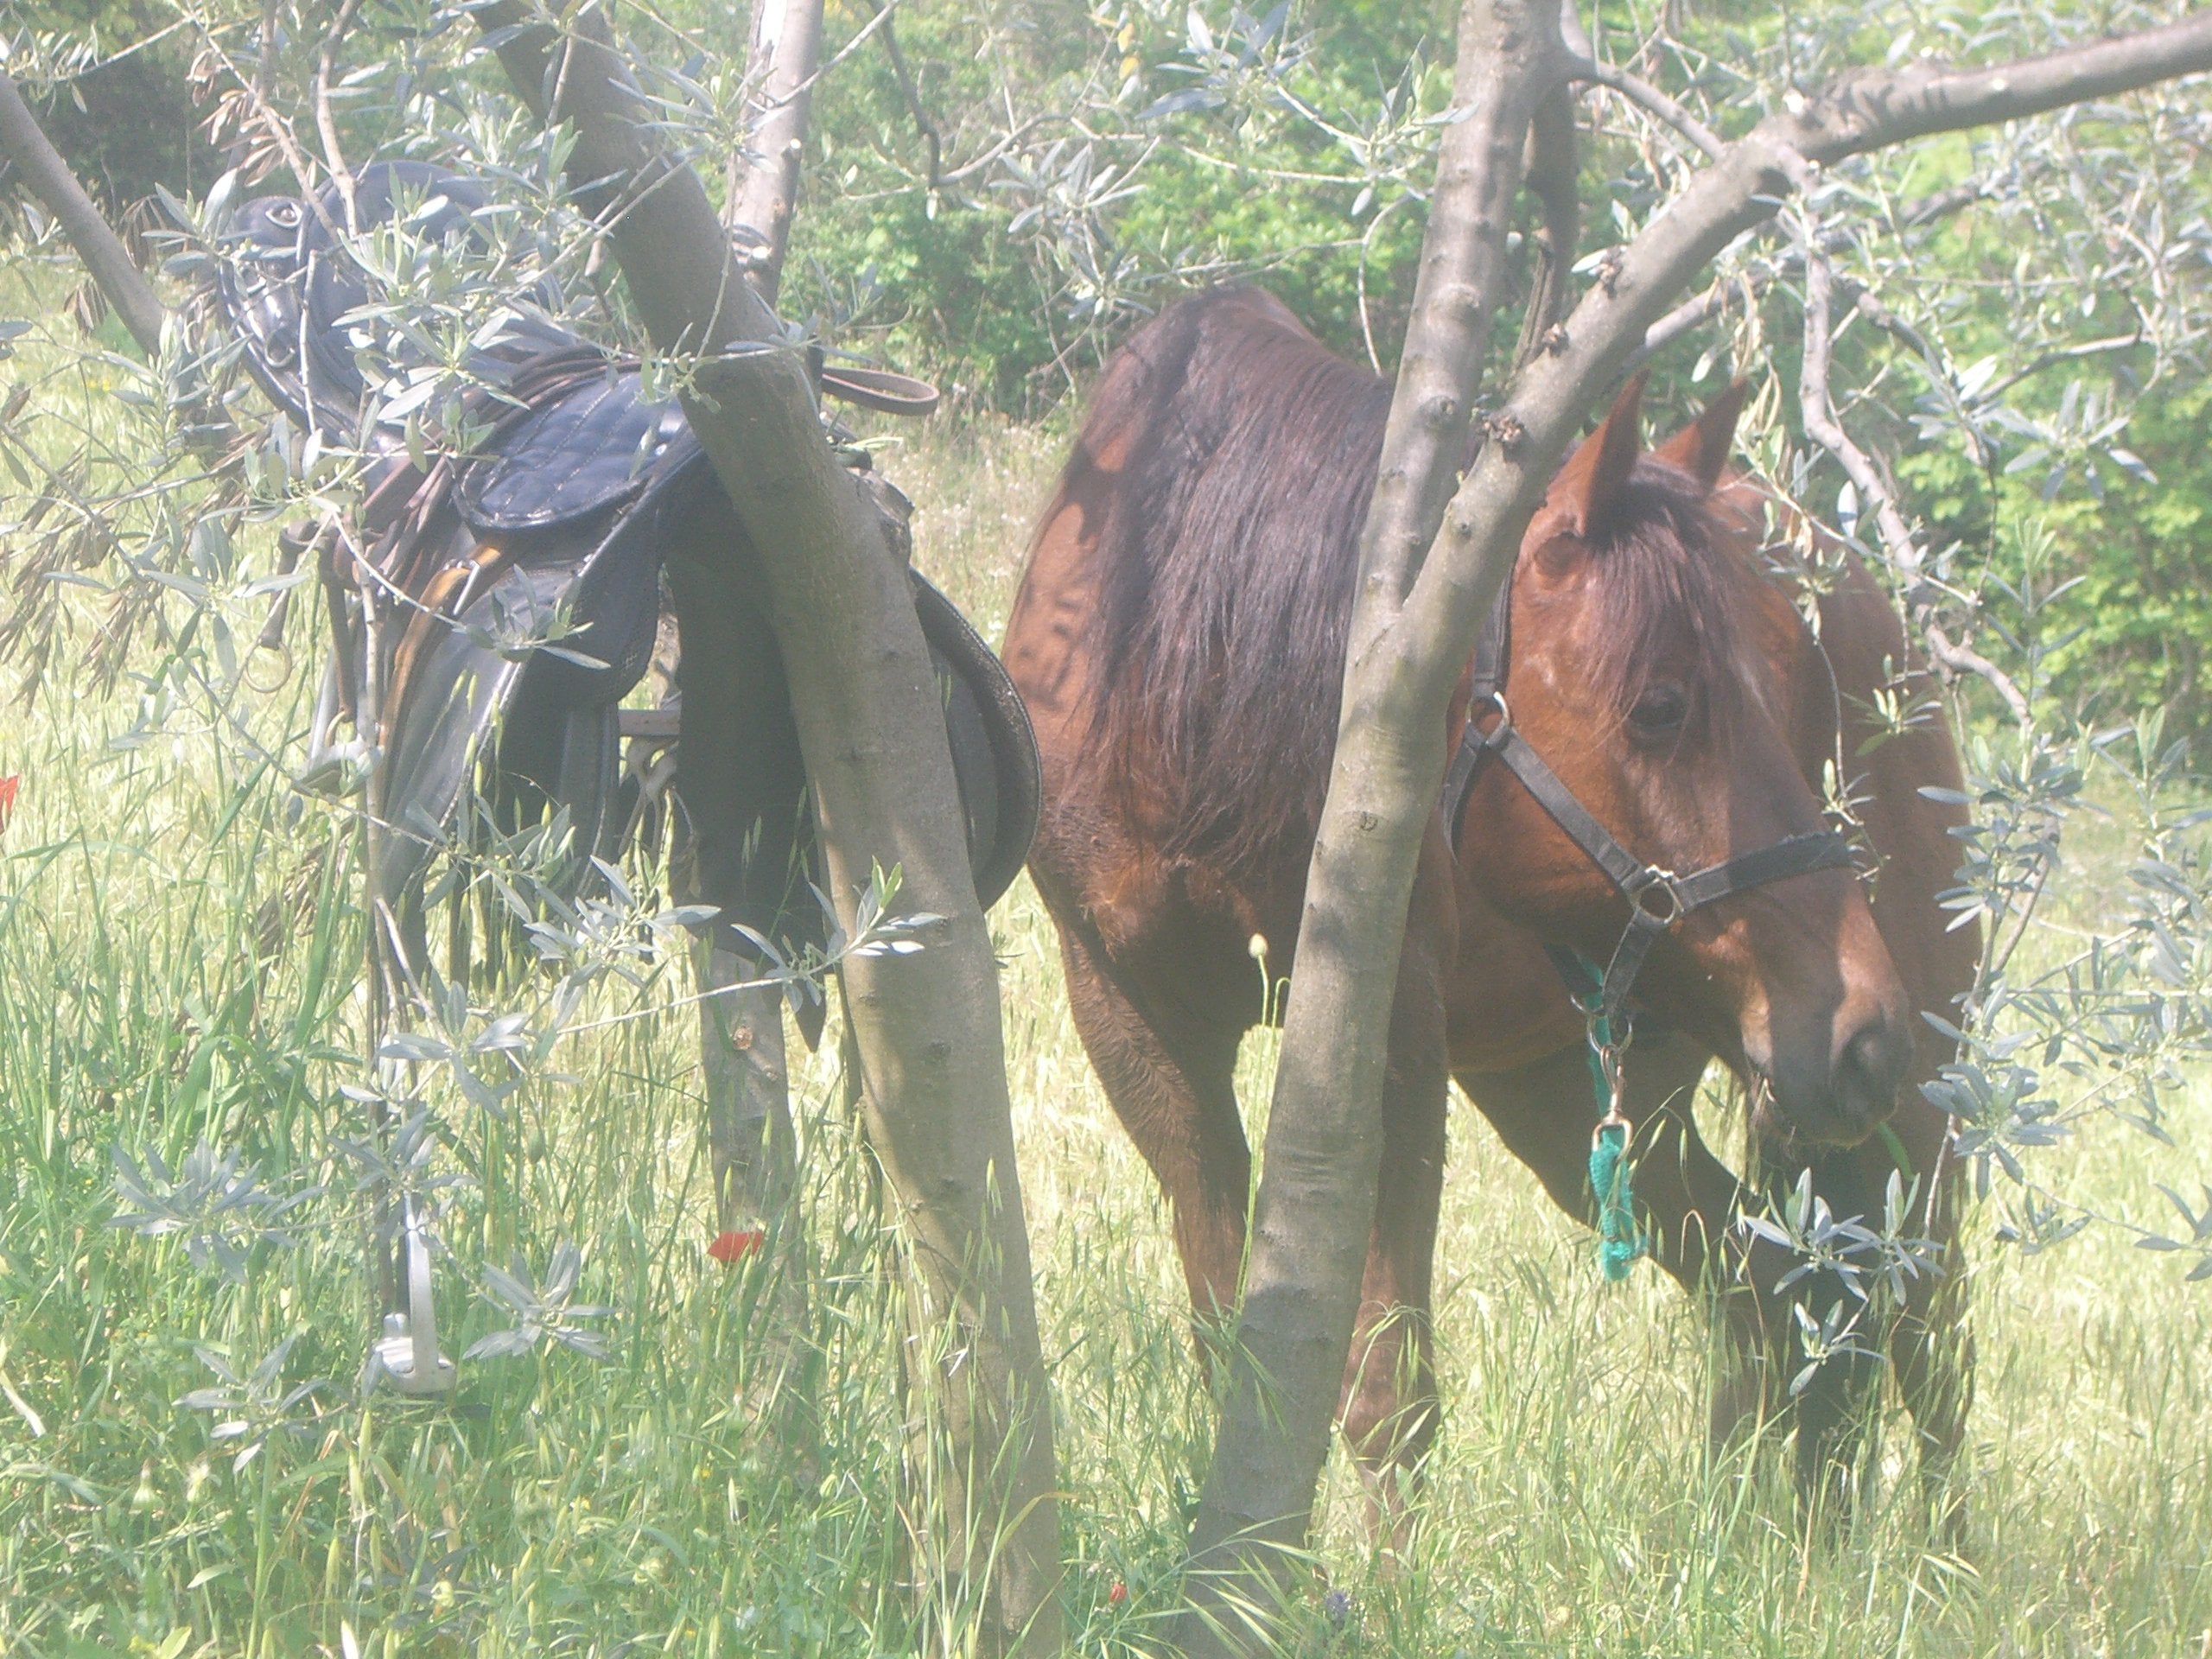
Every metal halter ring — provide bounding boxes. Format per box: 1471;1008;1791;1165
1469;689;1511;740
1588;1039;1630;1146
1626;868;1686;927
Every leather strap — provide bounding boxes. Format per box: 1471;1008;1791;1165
821;365;942;416
1670;830;1858;912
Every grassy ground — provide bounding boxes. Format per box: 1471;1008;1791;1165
1;324;2209;1656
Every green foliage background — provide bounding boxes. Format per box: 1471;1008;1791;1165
694;0;2212;734
6;0;2203;756
767;0;1457;405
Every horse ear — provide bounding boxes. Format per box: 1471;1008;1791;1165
1551;370;1647;538
1651;378;1750;490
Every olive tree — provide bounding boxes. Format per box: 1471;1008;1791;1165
1173;4;2212;1649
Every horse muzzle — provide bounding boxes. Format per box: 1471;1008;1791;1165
1756;997;1912;1147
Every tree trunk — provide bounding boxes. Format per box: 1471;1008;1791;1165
1172;3;1567;1646
0;67;166;355
1176;4;2212;1651
475;10;1063;1652
726;0;824;302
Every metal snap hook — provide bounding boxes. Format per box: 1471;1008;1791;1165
365;1192;456;1396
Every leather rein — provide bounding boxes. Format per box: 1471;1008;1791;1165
1440;563;1859;1046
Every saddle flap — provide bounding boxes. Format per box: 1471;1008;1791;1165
912;573;1042;912
458;372;698;534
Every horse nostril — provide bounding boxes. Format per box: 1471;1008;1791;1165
1834;1014;1908;1124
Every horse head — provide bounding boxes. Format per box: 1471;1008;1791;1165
1453;375;1911;1146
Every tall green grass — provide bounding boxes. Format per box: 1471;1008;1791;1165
1;315;2209;1656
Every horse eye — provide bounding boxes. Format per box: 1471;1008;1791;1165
1630;685;1688;734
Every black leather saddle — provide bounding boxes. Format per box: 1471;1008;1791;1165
214;163;1038;998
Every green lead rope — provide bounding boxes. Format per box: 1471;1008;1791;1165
1581;1007;1643;1282
1589;1119;1640;1282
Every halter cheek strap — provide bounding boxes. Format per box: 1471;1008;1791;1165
1440;572;1859;1038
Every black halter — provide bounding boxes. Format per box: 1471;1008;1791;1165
1440;569;1858;1039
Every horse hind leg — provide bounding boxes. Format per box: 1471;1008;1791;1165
1052;924;1252;1336
1337;990;1447;1552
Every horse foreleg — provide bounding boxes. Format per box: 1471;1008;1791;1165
1458;1036;1791;1460
1457;1034;1738;1281
1889;1221;1973;1542
1053;925;1250;1332
1857;1103;1974;1535
1610;1046;1908;1511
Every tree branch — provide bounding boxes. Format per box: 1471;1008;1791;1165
728;0;826;300
1510;79;1581;374
312;0;365;229
1794;15;2212;159
865;0;942;193
1568;51;1725;159
0;67;166;355
1173;0;1569;1646
1795;206;2034;723
1625;178;1989;367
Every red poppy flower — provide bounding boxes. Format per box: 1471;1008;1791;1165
0;774;16;836
1108;1581;1128;1606
708;1229;766;1265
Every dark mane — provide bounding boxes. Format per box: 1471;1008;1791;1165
1049;284;1769;878
1054;286;1389;875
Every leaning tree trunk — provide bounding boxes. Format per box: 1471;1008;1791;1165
476;9;1064;1653
1173;3;2212;1649
0;67;166;354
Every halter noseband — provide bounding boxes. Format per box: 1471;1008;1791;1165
1440;565;1859;1042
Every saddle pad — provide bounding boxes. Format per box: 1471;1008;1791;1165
458;372;698;533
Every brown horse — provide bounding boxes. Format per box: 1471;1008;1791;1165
1452;475;1980;1514
1003;285;1974;1522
